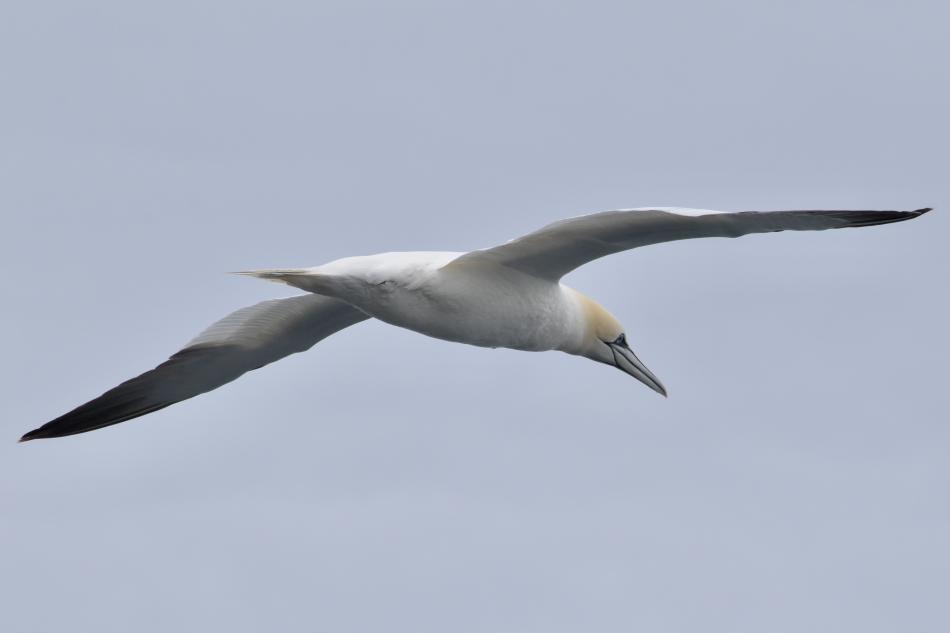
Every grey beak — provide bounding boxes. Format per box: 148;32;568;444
609;343;667;397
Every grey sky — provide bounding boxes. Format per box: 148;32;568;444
1;1;947;631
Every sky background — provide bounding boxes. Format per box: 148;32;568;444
1;1;947;631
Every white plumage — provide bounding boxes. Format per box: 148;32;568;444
21;206;930;441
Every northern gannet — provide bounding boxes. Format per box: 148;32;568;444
20;206;930;441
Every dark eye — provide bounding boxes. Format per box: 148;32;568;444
614;333;627;347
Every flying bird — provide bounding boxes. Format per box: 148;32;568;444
20;206;930;441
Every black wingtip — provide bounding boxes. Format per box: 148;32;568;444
19;429;43;443
19;419;69;442
821;207;934;228
20;423;61;442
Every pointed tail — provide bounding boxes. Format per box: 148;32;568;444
232;268;326;293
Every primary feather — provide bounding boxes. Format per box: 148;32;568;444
21;295;368;441
452;207;932;280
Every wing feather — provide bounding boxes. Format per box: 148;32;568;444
452;207;931;280
21;294;370;441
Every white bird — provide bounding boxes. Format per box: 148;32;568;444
21;206;930;441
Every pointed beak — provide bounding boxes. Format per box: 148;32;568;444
609;342;667;397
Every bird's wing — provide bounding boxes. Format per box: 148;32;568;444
21;294;370;441
450;207;931;281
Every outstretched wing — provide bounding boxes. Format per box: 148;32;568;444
451;207;931;281
21;294;370;441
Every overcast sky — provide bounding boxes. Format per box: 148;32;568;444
1;1;947;631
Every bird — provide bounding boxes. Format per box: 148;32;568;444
20;206;930;441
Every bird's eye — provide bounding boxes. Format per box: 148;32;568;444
614;333;627;346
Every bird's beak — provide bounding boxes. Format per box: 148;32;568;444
608;341;667;397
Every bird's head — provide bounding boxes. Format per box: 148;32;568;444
567;291;667;396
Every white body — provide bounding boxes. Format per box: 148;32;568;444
304;252;589;353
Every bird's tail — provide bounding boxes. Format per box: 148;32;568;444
233;268;326;293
